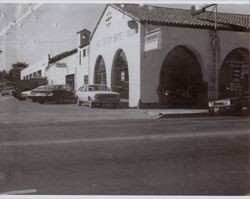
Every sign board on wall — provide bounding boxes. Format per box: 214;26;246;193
144;31;161;51
229;60;249;92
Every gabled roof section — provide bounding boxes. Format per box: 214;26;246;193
89;4;139;42
112;4;249;32
89;4;109;42
48;48;77;64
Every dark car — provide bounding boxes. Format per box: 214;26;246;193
30;84;75;104
14;77;48;100
158;89;197;108
208;90;250;115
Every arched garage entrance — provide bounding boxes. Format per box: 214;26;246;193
112;49;129;100
159;46;206;108
94;56;107;85
219;48;249;98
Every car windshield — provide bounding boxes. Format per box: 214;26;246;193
3;87;12;90
32;85;72;92
89;85;110;91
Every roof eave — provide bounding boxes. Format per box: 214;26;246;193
110;4;141;22
141;20;249;32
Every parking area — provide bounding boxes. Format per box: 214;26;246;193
0;95;211;125
0;95;157;124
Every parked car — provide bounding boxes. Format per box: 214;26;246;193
20;89;32;100
14;77;48;100
30;84;75;104
75;84;120;108
208;90;250;114
158;89;196;107
1;86;15;96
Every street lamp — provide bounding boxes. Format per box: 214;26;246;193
191;4;220;100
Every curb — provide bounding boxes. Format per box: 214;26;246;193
157;112;211;119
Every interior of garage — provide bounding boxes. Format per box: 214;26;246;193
158;46;207;108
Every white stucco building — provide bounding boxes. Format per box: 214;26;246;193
21;56;48;80
21;4;250;108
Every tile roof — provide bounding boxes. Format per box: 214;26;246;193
112;4;249;31
48;48;77;64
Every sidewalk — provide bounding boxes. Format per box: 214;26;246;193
0;107;210;125
144;109;209;119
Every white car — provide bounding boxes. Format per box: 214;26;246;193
20;90;32;100
1;87;15;96
75;84;120;108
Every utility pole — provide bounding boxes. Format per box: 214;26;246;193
191;4;220;100
191;4;217;31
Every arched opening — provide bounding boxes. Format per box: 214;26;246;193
94;56;107;85
112;49;129;100
159;46;207;108
219;48;249;98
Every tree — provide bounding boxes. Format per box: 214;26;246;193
0;70;9;81
0;70;9;87
8;62;28;82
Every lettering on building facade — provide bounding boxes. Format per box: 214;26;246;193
96;32;123;48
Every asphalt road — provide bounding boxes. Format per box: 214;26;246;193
0;117;250;195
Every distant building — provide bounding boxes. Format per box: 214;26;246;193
21;4;249;108
21;56;48;80
46;49;78;89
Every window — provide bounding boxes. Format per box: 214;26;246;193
79;51;81;65
83;49;86;57
37;70;42;77
84;75;88;85
121;70;125;81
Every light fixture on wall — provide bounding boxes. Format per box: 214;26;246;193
127;20;138;33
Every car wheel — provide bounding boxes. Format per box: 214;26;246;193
233;105;242;116
113;103;119;109
56;98;62;104
32;98;37;102
77;98;82;106
88;98;95;108
38;98;45;104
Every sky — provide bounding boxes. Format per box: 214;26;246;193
0;2;249;71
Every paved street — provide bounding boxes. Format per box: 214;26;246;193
0;96;249;195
